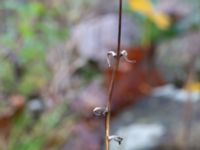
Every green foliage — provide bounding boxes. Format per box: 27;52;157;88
0;1;71;149
8;111;38;150
0;60;16;93
142;18;178;45
18;63;50;96
0;0;69;97
8;103;71;150
8;110;45;150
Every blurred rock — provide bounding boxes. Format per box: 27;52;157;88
156;30;200;81
110;124;165;150
47;11;164;110
155;0;193;20
152;84;200;103
93;0;118;15
69;13;140;68
111;94;200;149
27;99;45;119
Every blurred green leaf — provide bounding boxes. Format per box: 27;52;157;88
18;64;50;96
0;60;16;93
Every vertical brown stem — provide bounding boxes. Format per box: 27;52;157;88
180;56;197;149
105;0;123;149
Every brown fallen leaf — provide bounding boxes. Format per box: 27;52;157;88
105;47;165;113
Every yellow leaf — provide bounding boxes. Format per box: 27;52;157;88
185;82;200;92
150;12;171;29
129;0;171;30
129;0;154;15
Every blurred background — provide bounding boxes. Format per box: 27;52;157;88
0;0;200;149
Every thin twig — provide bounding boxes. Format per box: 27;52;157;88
180;56;197;149
105;0;123;149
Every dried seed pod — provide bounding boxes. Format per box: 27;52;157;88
107;50;135;67
108;135;123;145
121;50;136;64
107;51;117;67
93;107;108;117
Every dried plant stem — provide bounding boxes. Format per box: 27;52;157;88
105;0;123;149
180;56;197;149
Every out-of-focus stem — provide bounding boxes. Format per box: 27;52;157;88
105;0;123;149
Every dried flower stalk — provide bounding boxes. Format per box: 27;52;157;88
105;0;123;149
93;0;135;149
